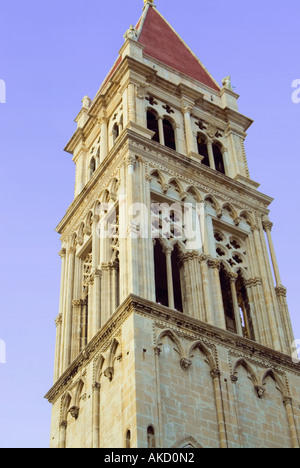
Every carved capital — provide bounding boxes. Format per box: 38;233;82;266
262;219;273;232
154;346;162;357
207;258;220;270
283;396;292;407
55;314;62;327
93;382;101;392
60;420;67;429
59;248;66;259
72;299;85;308
228;272;238;283
210;368;221;380
67;246;76;255
230;374;238;383
199;254;209;264
275;285;287;297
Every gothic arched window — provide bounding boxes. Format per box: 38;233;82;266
112;123;119;143
147;426;156;448
213;143;225;174
197;133;210;167
172;245;183;312
219;265;236;333
89;157;96;179
236;271;255;340
147;109;159;143
125;430;131;449
163;118;176;151
154;241;168;307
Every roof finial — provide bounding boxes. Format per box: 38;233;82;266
143;0;156;9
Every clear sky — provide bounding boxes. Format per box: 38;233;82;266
0;0;299;448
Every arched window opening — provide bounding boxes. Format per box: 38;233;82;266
172;246;183;312
154;241;168;307
147;110;159;143
147;426;156;448
125;430;131;449
197;134;210;167
219;265;236;333
89;157;96;178
236;272;255;340
213;143;225;174
112;123;119;143
163;119;176;151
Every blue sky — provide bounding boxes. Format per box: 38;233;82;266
0;0;299;448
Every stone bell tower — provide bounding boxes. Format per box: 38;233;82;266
46;0;300;449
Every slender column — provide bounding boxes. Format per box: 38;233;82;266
58;421;67;449
157;116;165;145
54;314;62;383
211;369;227;448
208;259;226;330
164;247;174;309
71;300;83;361
63;246;76;371
154;347;164;448
128;82;136;123
207;140;216;170
262;217;281;286
252;225;281;351
54;248;67;381
199;255;214;325
229;273;243;337
92;382;101;448
283;397;299;448
182;105;197;155
99;117;108;163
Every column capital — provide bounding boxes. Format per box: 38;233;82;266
59;248;66;258
207;258;220;270
92;382;101;391
210;368;221;380
55;314;62;327
283;396;293;407
275;285;287;297
67;246;76;255
262;219;273;232
72;299;86;308
228;272;238;283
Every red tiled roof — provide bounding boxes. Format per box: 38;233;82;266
138;7;219;91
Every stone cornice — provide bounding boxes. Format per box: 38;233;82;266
45;294;300;404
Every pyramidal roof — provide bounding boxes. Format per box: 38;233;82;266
136;4;220;91
98;2;220;95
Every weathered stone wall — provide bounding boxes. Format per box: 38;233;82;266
46;299;300;449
